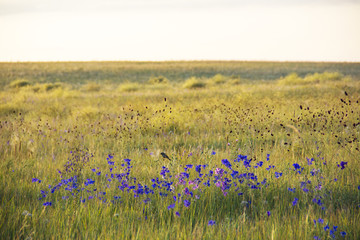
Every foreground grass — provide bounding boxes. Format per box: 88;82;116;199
0;64;359;239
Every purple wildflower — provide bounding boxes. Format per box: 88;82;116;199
208;220;216;226
275;172;282;178
221;159;232;169
324;224;330;231
184;199;191;207
337;161;348;170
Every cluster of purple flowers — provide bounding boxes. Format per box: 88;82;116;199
33;151;352;238
292;163;304;174
313;218;347;239
32;178;41;183
337;161;348;170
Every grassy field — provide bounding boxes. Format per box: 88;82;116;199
0;61;360;239
1;61;360;88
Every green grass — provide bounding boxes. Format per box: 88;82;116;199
1;61;360;88
0;61;359;239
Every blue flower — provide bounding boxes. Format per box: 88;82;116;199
231;170;239;178
43;202;52;206
243;159;252;168
310;169;319;176
184;199;191;207
292;198;299;206
337;161;348;170
293;163;301;169
288;187;296;193
222;159;232;169
208;220;216;226
318;218;324;224
324;224;329;231
167;204;175;210
211;151;216;155
175;212;180;217
266;165;275;171
32;178;41;183
293;163;304;174
160;166;170;177
275;172;283;178
340;231;346;236
267;211;271;217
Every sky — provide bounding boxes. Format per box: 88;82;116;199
0;0;359;62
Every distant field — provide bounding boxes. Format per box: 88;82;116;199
0;62;360;239
0;61;360;88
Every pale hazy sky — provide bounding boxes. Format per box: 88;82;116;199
0;0;359;62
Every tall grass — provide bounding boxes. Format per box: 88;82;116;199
0;64;359;239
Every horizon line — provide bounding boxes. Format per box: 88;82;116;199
1;59;360;64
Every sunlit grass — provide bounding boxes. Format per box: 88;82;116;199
0;64;359;239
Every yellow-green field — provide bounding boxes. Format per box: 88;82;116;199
1;62;360;239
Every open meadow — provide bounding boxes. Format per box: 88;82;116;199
1;61;360;239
